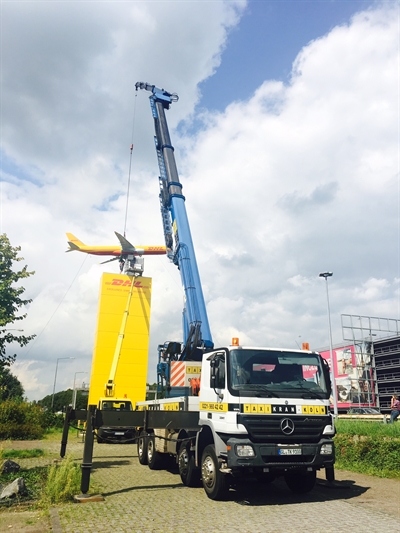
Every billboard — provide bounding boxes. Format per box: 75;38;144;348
88;274;152;406
319;342;376;408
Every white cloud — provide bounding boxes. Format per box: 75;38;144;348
1;1;398;400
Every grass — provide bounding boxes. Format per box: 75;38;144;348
0;449;82;509
334;419;400;478
41;455;81;504
335;418;400;437
0;466;49;508
1;448;45;460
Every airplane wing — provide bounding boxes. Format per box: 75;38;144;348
114;232;136;254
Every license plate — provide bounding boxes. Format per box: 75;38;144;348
278;447;302;455
114;432;125;436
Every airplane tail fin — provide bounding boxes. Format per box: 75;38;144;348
66;233;86;252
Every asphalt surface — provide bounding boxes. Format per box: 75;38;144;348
3;437;400;533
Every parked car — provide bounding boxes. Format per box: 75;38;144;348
347;407;381;415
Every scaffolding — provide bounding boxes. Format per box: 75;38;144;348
341;314;400;410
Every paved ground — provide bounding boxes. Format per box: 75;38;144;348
1;436;399;533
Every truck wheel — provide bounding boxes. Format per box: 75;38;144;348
284;470;316;494
178;443;201;487
201;444;229;500
137;432;148;465
147;435;164;470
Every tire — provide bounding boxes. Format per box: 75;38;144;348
178;443;201;487
201;444;229;500
137;432;148;465
147;435;164;470
96;436;104;444
284;470;316;494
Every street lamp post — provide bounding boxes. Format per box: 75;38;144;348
51;357;75;411
319;272;339;417
72;372;87;409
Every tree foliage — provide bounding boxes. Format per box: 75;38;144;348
38;388;88;412
0;233;36;366
0;365;25;400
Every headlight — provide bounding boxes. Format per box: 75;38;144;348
320;443;333;455
235;444;255;457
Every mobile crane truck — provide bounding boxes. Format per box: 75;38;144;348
64;83;336;501
130;83;336;499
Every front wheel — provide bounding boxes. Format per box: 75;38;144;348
201;445;229;500
284;470;316;494
178;443;201;487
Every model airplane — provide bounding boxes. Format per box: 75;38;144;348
66;232;166;262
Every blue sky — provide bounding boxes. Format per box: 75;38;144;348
1;0;398;400
201;0;376;110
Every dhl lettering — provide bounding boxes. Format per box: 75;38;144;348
110;279;148;288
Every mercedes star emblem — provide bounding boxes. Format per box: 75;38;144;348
280;418;295;435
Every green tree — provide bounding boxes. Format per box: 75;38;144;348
0;234;36;366
38;389;88;411
0;366;24;400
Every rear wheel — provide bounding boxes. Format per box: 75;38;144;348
178;443;201;487
147;435;164;470
137;432;148;465
201;445;229;500
284;470;316;494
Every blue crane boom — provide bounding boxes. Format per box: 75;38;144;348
135;82;213;367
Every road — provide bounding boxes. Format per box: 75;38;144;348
1;438;399;533
60;439;400;533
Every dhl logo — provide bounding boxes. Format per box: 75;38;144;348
110;279;148;288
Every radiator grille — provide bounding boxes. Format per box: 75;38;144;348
237;415;328;444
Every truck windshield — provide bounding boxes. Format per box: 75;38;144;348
101;401;133;411
228;349;329;399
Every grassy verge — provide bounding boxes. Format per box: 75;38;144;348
1;449;45;460
334;419;400;478
0;453;82;510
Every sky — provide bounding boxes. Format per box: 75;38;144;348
1;0;398;401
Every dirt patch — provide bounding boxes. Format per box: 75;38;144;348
0;509;51;533
316;469;400;519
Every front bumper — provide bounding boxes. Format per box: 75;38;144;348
226;437;335;473
97;426;135;443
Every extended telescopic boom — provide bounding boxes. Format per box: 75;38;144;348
136;82;213;360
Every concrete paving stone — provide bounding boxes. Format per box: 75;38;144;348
3;438;399;533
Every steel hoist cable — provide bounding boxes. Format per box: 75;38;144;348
123;91;138;237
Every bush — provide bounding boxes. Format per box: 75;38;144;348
334;433;400;478
0;399;47;439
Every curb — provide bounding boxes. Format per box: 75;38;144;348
49;507;63;533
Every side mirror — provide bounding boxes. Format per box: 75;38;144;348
210;359;218;388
